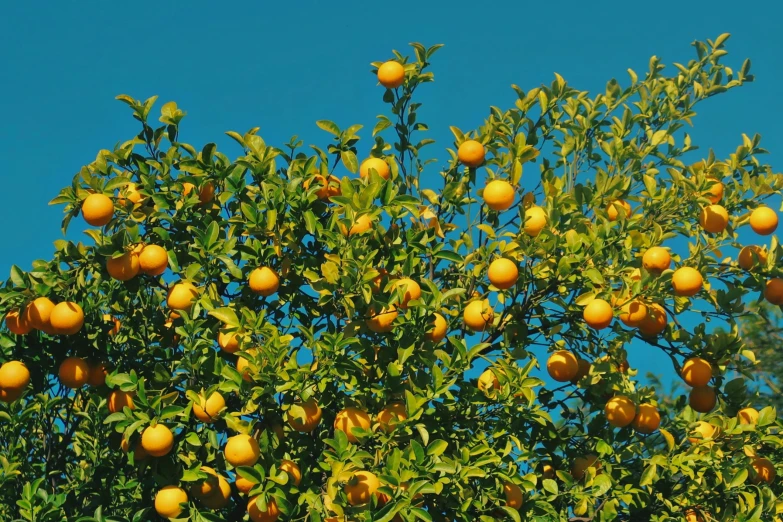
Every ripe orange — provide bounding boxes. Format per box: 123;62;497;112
765;278;783;305
458;140;486;168
571;454;601;480
82;193;114;226
642;246;671;274
49;302;84;335
463;300;494;331
488;258;519;289
106;251;139;282
637;303;667;336
138;245;168;276
248;496;280;522
704;178;724;204
546;351;579;382
377;402;407;433
341;214;374;236
142;424;174;457
225;433;260;467
218;329;240;353
541;463;555;480
689;386;717;413
631;403;661;434
118;182;143;206
366;306;398;333
377;61;405;88
345;470;380;506
193;466;221;498
738;245;768;270
193;391;226;423
503;482;523;509
738;407;759;425
681;357;712;387
571;358;591;384
58;357;89;388
305;174;341;200
249;267;280;297
334;407;372;443
370;268;389;294
619;298;648;327
699;204;729;233
523;206;547;236
750;206;778;235
108;389;135;413
104;314;121;336
671;267;703;297
0;361;30;391
287;398;322;433
279;459;302;486
685;509;706;522
424;313;447;343
5;309;32;335
392;278;421;308
235;476;255;494
87;362;109;387
478;368;501;397
199;474;231;509
583;299;613;329
606;199;631;221
168;282;199;311
751;457;776;484
25;297;55;331
120;437;148;460
482;180;514;211
688;421;716;444
184;181;215;204
359;158;390;180
604;395;636;428
154;486;188;519
236;348;258;382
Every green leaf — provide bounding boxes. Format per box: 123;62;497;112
728;468;748;489
340;150;358;173
426;440;448;457
316;120;340;136
639;464;657;486
209;307;239;327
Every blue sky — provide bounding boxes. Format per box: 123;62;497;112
1;1;781;393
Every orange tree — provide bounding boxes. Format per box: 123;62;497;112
0;34;782;522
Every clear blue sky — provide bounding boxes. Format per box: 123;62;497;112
1;0;781;389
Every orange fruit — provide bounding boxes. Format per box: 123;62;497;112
249;267;280;296
49;302;84;335
344;470;380;506
377;402;407;433
199;474;231;509
58;357;89;388
681;357;712;387
765;278;783;305
523;206;547;236
571;455;601;480
138;245;168;276
141;424;174;457
705;178;724;203
235;476;255;494
225;434;260;467
463;300;494;331
571;358;591;384
377;61;405;88
604;395;636;428
671;267;703;297
424;313;448;343
106;251;140;282
751;457;776;484
488;258;519;290
606;199;631;221
108;389;135;413
370;268;389;294
286;398;322;433
482;180;514;211
198;181;215;204
738;245;768;270
637;303;667;336
503;482;523;509
583;299;613;329
167;282;199;311
82;193;114;226
87;362;109;387
305;174;341;200
359;158;390;180
334;407;372;443
0;361;30;391
120;437;148;460
738;407;759;425
541;463;555;480
689;386;717;413
248;496;280;522
218;329;240;353
642;246;671;274
5;309;32;335
279;459;302;486
236;348;258;382
340;214;374;236
699;204;729;233
154;486;188;519
118;182;143;206
0;387;23;403
688;421;716;444
193;391;226;423
619;298;648;327
685;510;706;522
193;466;221;498
750;206;778;235
366;306;398;333
104;314;121;336
631;404;661;434
478;368;501;397
25;297;55;331
392;278;421;308
546;351;579;382
458;140;486;168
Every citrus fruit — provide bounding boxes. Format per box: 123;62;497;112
341;214;374;236
606;199;631;221
108;389;135;413
49;301;84;335
478;368;500;397
286;398;322;432
87;362;109;387
619;298;648;327
463;300;494;331
547;351;579;382
248;496;280;522
482;180;514;211
750;206;778;235
235;476;255;494
765;278;783;305
334;407;371;443
458;140;486;168
359;158;390;180
751;457;776;484
689;386;717;413
168;282;199;311
704;178;724;203
738;245;767;270
82;194;114;226
631;404;661;434
236;348;258;382
688;421;716;444
193;467;221;498
5;309;32;335
0;361;30;391
58;357;89;388
25;297;55;331
637;303;667;336
424;313;447;343
193;391;226;423
305;174;341;200
583;298;613;329
571;454;600;480
279;459;302;486
377;402;407;433
138;245;168;276
571;358;591;384
377;61;405;88
671;267;703;296
681;357;712;387
503;482;523;509
218;329;240;353
699;205;729;233
738;407;759;425
154;485;188;519
344;470;380;506
366;306;398;333
225;434;260;467
392;278;421;308
642;246;671;274
249;267;280;296
523;206;547;236
106;252;139;281
199;475;231;509
142;424;174;457
604;395;636;428
488;258;519;289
